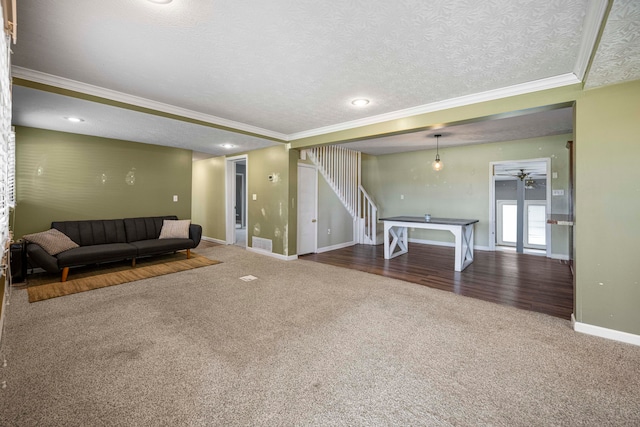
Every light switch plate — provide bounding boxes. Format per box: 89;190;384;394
552;189;564;196
252;194;257;200
173;195;178;202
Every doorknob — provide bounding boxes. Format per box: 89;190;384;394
312;219;317;223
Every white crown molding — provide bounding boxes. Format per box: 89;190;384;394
574;0;609;81
288;73;581;141
14;66;582;144
11;66;289;142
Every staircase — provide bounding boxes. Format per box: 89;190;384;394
306;146;381;245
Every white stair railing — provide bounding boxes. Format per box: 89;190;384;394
357;185;378;245
306;146;360;216
306;146;379;245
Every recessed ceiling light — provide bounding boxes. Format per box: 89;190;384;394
64;117;84;123
351;98;370;107
221;143;235;149
147;0;173;3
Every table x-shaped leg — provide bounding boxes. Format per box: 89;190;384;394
384;224;409;259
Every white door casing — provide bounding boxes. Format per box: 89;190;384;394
489;158;551;255
226;155;248;247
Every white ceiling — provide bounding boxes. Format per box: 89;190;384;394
9;0;640;157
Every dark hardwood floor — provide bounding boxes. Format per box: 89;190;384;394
301;243;574;319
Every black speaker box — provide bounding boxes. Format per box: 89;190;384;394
10;240;27;284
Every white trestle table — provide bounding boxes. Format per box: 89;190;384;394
380;216;479;272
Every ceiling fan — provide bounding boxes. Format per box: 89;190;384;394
494;162;548;183
496;168;534;180
513;169;529;181
508;170;546;189
524;178;545;190
496;168;546;189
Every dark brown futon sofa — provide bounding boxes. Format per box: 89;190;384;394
25;216;202;282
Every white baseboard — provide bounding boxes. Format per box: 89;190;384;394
572;314;640;346
204;235;298;261
201;236;226;245
316;240;356;254
408;238;491;251
549;253;571;260
246;246;298;261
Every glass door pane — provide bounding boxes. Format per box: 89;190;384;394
527;204;546;246
501;204;518;243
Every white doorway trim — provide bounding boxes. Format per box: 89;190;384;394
236;172;246;228
488;157;552;255
226;155;248;247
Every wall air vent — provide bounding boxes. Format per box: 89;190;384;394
252;237;273;253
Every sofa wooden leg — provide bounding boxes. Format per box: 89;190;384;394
187;249;191;259
132;258;136;267
61;267;69;282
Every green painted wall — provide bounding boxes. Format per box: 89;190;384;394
246;145;296;256
362;135;571;255
317;172;354;249
190;145;296;257
14;126;192;237
574;79;640;335
192;156;226;241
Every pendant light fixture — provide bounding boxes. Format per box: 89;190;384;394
432;134;444;171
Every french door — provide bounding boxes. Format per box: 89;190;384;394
496;200;546;250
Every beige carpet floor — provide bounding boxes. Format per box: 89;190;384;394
0;245;638;426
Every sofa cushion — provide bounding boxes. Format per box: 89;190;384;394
23;228;79;255
52;219;128;246
130;238;196;257
159;219;191;239
55;243;138;268
124;216;178;242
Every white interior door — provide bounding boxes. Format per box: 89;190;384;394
297;164;317;255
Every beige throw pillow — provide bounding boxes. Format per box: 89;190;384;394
23;228;79;255
159;219;191;239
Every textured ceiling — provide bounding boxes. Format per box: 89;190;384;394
585;0;640;88
9;0;639;156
